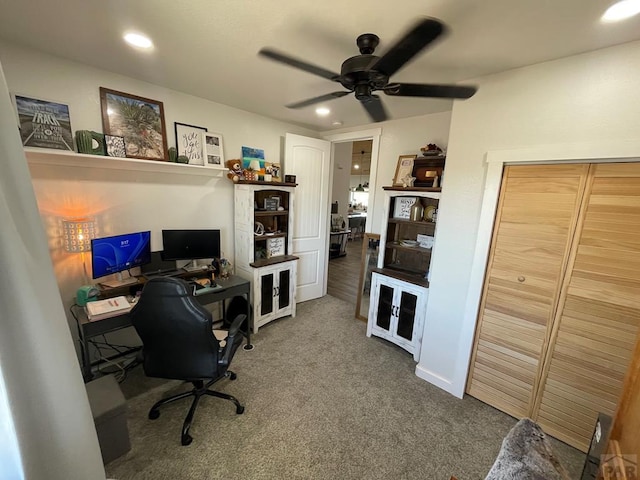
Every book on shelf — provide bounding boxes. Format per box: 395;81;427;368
85;296;132;321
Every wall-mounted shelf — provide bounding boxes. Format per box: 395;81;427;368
24;147;226;177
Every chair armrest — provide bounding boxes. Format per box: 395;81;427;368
218;314;246;367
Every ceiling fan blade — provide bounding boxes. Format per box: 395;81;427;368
361;95;388;123
259;48;341;81
286;91;351;109
370;18;445;77
384;83;477;99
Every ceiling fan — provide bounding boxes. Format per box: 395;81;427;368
259;17;477;123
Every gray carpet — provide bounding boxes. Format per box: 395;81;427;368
106;295;584;480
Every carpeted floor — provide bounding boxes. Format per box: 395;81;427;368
106;295;585;480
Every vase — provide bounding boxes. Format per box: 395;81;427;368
409;198;424;222
75;130;93;154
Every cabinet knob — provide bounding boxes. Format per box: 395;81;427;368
517;276;525;283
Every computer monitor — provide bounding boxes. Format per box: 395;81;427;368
91;231;151;287
161;229;221;262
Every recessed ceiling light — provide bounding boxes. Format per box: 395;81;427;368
354;164;360;169
124;32;154;49
332;120;343;126
602;0;640;22
315;107;330;116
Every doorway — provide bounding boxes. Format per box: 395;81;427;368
327;140;372;304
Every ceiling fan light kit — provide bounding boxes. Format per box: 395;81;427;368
259;17;477;123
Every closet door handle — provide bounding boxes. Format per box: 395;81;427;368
517;276;525;283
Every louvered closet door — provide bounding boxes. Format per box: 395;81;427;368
534;163;640;451
466;164;589;418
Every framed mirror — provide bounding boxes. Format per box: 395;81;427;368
355;233;380;321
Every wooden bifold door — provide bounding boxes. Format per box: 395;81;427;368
466;162;640;452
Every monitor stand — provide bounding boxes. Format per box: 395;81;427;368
183;259;206;273
101;271;139;288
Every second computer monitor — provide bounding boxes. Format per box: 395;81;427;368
161;229;221;261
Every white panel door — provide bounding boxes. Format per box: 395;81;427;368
285;133;331;302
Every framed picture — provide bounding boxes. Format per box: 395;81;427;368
99;87;168;161
175;122;207;165
393;154;417;186
14;94;74;150
241;146;265;172
264;197;280;211
203;132;225;168
393;196;417;219
266;237;285;258
105;135;126;157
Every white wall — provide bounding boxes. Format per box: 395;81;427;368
417;39;640;397
325;111;452;234
0;41;317;356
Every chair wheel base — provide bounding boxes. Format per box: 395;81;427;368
181;434;193;446
230;372;237;380
236;405;245;414
149;409;160;420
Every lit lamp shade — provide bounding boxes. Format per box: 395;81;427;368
62;218;97;252
248;159;262;172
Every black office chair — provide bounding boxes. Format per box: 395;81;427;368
130;276;246;446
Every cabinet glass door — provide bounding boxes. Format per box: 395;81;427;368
260;273;274;316
396;291;417;340
376;284;394;331
278;268;290;310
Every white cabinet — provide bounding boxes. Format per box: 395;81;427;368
367;272;428;361
234;181;298;332
252;260;297;332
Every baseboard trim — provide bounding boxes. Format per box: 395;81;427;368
414;364;462;399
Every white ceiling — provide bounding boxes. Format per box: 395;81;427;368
1;0;639;131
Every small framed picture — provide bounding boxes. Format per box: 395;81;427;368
14;94;74;151
393;154;417;186
264;197;280;211
174;122;207;165
203;132;225;168
105;135;126;157
393;196;417;219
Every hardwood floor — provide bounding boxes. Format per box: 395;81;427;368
327;237;363;308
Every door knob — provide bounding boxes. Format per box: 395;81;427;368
517;276;525;282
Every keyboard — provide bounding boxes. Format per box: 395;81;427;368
143;269;182;279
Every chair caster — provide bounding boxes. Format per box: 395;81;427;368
230;372;237;380
181;434;193;446
149;409;160;420
236;405;245;414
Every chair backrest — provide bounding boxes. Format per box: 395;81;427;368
130;277;220;381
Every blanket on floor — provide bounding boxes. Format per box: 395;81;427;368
485;418;570;480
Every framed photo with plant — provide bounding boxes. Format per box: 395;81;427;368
99;87;168;161
105;135;126;157
175;122;207;165
14;94;74;151
203;131;225;169
393;154;417;186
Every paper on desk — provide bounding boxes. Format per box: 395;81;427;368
85;296;132;321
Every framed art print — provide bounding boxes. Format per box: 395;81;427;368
393;154;417;186
175;122;207;165
100;87;168;161
203;131;225;168
105;135;126;157
14;94;74;150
